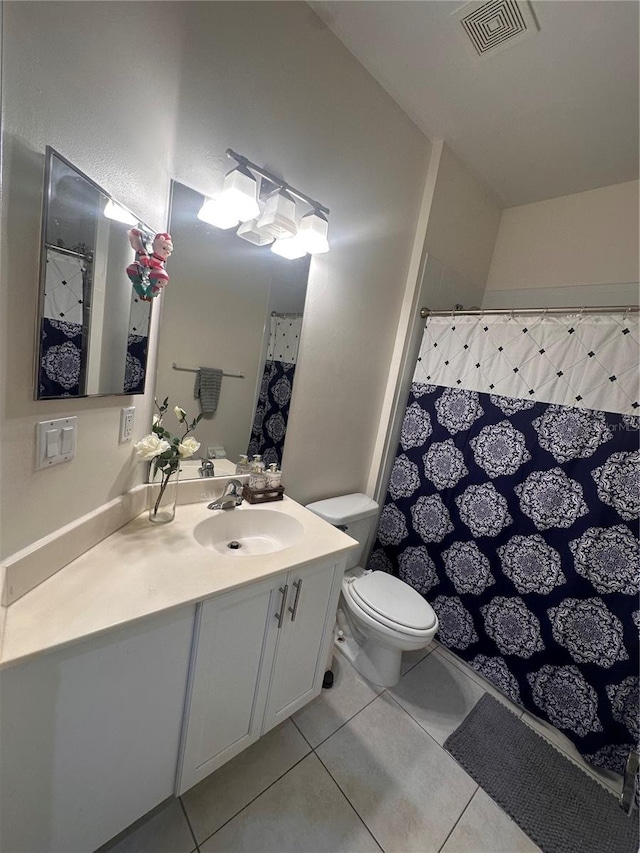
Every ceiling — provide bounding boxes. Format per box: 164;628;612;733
310;1;640;207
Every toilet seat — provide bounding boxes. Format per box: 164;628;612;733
344;571;437;637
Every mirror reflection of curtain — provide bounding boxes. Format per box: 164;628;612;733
124;293;151;394
247;313;303;467
39;249;89;396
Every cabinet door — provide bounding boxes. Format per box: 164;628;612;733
0;607;195;853
176;575;285;794
262;560;342;734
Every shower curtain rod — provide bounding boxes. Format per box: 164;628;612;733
420;305;639;319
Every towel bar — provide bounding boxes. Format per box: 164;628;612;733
171;362;244;379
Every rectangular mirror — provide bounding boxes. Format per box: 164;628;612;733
156;180;310;478
36;147;155;399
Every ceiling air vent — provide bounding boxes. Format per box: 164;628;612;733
454;0;539;57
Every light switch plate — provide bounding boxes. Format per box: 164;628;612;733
120;406;135;443
36;417;77;469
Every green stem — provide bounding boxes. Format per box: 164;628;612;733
153;468;175;516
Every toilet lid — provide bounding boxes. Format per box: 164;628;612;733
349;571;437;632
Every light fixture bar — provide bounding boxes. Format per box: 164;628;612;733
226;149;330;216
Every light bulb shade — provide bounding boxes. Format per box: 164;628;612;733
104;199;138;226
271;236;308;260
237;218;274;246
197;198;239;230
298;210;329;254
256;190;297;240
218;165;260;223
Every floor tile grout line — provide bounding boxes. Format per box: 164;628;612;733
397;646;437;678
291;714;313;749
300;688;384;750
383;688;484;757
178;794;201;852
435;784;480;853
313;748;386;852
188;751;311;849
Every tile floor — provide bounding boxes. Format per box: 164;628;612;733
99;642;624;853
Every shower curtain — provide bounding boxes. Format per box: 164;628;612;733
247;314;302;468
369;312;639;776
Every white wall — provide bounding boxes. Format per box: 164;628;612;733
0;2;431;555
485;180;640;299
423;142;502;306
0;1;187;558
166;1;432;506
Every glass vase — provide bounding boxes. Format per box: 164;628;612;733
149;465;179;524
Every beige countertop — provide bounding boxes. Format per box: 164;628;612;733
0;496;357;671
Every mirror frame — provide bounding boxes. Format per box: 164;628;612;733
34;146;157;400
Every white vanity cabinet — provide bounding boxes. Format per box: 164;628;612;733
0;606;195;853
177;556;344;794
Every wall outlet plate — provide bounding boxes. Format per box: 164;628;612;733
120;406;135;443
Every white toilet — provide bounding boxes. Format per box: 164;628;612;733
306;493;438;687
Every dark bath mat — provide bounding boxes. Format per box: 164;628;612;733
444;693;638;853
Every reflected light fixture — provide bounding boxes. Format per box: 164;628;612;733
271;236;308;260
297;210;329;254
104;199;138;226
237;216;274;246
197;198;239;230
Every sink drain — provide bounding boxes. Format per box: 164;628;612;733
227;540;242;550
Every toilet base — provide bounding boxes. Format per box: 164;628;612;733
335;632;403;687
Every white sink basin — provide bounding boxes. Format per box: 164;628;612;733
193;508;305;555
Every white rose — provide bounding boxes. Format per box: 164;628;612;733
134;433;171;460
152;414;161;425
174;406;186;422
178;437;201;458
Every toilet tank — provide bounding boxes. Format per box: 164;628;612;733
306;493;379;570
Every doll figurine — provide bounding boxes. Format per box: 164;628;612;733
126;229;174;300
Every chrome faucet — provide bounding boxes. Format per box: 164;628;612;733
207;479;244;510
198;459;215;478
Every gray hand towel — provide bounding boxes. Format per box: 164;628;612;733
194;367;223;416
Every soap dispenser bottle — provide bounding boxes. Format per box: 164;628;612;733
267;463;282;489
250;455;266;489
235;454;250;475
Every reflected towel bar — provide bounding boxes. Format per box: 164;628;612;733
172;362;244;379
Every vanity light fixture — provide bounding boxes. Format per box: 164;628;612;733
216;164;260;223
197;198;239;230
203;149;331;258
104;199;138;226
256;189;298;240
297;210;329;255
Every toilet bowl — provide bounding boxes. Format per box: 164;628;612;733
306;493;438;687
336;569;438;686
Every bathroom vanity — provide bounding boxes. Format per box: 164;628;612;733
0;492;356;853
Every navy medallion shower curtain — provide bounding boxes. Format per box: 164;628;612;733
247;313;302;468
369;311;639;776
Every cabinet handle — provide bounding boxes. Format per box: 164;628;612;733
275;584;288;629
288;578;303;622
